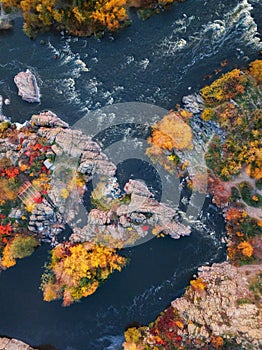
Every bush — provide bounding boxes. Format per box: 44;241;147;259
255;179;262;190
239;182;262;208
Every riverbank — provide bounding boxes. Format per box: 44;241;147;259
2;0;184;38
123;59;262;349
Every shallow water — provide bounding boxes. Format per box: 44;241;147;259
0;0;261;349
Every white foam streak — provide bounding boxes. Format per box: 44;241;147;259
158;0;261;59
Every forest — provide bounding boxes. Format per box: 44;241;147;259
2;0;182;37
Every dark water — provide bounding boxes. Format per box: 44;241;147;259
0;0;261;349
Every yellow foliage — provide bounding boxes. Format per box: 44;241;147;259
60;188;69;199
180;108;193;121
238;241;254;257
42;242;126;305
202;107;215;121
1;244;16;268
249;59;262;83
201;69;248;105
158;0;175;5
72;7;86;23
25;202;36;212
91;0;128;31
124;327;142;344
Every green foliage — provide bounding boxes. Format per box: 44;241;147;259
236;298;253;305
0;121;11;133
238;181;262;208
9;235;39;259
249;273;262;300
230;187;241;202
255;179;262;190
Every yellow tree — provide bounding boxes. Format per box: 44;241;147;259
91;0;128;31
42;242;126;306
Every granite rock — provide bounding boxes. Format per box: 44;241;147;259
14;70;40;103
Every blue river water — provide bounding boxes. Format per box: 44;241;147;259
0;0;261;349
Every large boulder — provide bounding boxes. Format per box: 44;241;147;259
14;69;41;103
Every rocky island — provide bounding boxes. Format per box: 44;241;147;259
0;102;190;306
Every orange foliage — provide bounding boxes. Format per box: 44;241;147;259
149;112;193;151
91;0;128;31
190;277;206;292
237;241;254;258
249;59;262;83
225;207;244;222
211;335;224;349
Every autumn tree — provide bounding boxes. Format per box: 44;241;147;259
91;0;128;31
148;112;193;151
1;235;39;269
201;69;248;105
41;242;126;306
249;59;262;83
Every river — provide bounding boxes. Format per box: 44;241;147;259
0;0;261;349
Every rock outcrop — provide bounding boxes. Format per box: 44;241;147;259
31;111;69;128
124;262;262;349
0;337;36;350
171;263;262;348
70;179;190;246
14;70;40;103
182;94;205;114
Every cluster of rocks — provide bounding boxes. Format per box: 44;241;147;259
27;111;116;237
170;262;262;348
0;337;36;350
71;179;190;245
182;93;205;114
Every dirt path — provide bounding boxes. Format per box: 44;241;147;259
223;169;262;221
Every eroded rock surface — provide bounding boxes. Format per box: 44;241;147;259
0;337;36;350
